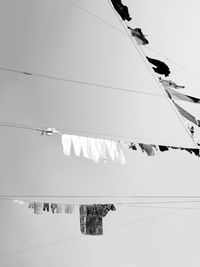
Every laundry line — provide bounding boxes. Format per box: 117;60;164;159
0;66;162;98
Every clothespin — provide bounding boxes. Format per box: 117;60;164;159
40;128;61;136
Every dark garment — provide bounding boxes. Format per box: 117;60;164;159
127;27;149;45
43;203;49;212
146;56;170;77
93;204;116;217
139;143;155;156
110;0;132;21
158;145;169;152
187;149;200;157
51;203;57;214
129;142;137;151
86;204;116;217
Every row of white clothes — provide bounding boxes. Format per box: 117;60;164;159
61;134;126;164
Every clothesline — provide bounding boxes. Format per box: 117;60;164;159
0;66;162;98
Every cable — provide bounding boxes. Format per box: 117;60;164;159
0;66;162;98
3;195;200;199
64;0;126;36
106;1;197;148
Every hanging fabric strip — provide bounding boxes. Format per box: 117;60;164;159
110;0;132;21
159;77;185;89
173;102;198;125
61;134;126;165
127;27;149;45
165;88;200;104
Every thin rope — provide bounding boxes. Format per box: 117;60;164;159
3;195;200;199
0;121;177;144
106;1;197;148
0;66;162;98
64;0;126;36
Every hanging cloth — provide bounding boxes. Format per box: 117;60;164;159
139;143;155;156
173;102;198;125
127;27;149;45
166;88;200;104
34;202;43;214
61;134;72;156
159;77;185;89
88;137;101;163
71;135;82;156
146;56;170;77
110;0;132;21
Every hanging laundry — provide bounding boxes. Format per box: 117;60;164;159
165;88;200;104
56;204;65;214
159;77;185;89
51;203;57;214
71;135;82;156
184;148;200;157
110;0;132;21
43;203;50;212
158;145;169;152
127;27;149;45
65;204;74;214
79;205;103;235
146;57;170;77
116;142;126;165
88;137;101;163
28;202;34;209
189;126;195;137
80;136;91;159
62;134;72;156
138;143;155;156
34;202;43;214
129;142;137;151
173;102;198;126
95;139;107;162
93;204;116;217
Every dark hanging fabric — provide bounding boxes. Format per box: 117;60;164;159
184;148;200;157
51;203;57;214
110;0;132;21
79;205;103;236
139;143;155;156
43;203;49;212
127;27;149;45
129;142;137;151
158;145;169;152
93;204;116;217
146;56;170;77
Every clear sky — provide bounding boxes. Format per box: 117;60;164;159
1;1;200;267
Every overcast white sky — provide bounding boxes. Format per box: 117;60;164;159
1;1;200;267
